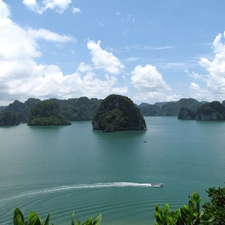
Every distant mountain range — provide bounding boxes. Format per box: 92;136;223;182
1;97;225;125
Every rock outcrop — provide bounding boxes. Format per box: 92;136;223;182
196;101;225;121
27;100;71;126
177;107;196;120
0;111;20;126
92;94;146;132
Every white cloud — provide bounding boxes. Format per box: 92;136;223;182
72;7;81;14
0;0;10;19
197;32;225;101
131;64;170;93
112;86;129;95
126;44;174;51
22;0;36;7
87;40;125;75
22;0;72;14
0;18;41;60
184;69;202;79
0;3;127;105
76;62;92;73
189;82;210;101
27;28;75;42
132;92;181;103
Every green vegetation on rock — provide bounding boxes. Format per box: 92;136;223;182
0;111;19;126
27;100;71;126
196;101;225;121
138;103;160;116
0;97;101;125
160;98;202;116
6;100;29;123
51;97;102;121
138;98;202;116
92;94;146;131
177;107;196;120
2;97;225;124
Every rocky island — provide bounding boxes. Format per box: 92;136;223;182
92;94;146;132
196;101;225;121
178;101;225;121
27;100;71;126
0;111;20;126
177;107;197;120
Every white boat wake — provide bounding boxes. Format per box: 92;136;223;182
1;182;163;205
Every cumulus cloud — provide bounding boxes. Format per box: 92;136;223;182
87;40;125;75
196;32;225;101
0;18;41;60
131;64;170;93
130;64;172;102
0;0;10;18
112;86;129;95
189;82;209;100
22;0;72;14
0;2;127;105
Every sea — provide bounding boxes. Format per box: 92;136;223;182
0;117;224;225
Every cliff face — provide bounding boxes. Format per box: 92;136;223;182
196;101;225;121
92;94;146;132
177;107;196;120
27;100;71;126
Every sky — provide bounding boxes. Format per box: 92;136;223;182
1;0;225;106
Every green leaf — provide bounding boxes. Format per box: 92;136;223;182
75;220;81;225
14;208;25;225
28;211;38;221
82;217;92;225
164;204;169;216
44;214;50;225
29;216;41;225
93;214;102;225
71;212;75;225
18;221;25;225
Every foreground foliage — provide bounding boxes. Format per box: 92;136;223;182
13;207;102;225
154;186;225;225
12;185;225;225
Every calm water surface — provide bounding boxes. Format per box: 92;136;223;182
0;117;225;224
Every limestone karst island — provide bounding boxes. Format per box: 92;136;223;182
92;94;147;132
1;95;225;126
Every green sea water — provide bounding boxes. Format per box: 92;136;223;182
0;117;225;225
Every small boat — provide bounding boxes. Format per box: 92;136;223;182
144;140;147;143
151;183;163;187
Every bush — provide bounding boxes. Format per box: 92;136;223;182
13;207;102;225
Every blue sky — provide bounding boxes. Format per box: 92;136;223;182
1;0;225;106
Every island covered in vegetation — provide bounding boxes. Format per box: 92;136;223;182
27;100;71;126
92;94;146;132
1;96;225;126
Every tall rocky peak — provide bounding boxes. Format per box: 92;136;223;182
92;94;147;132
